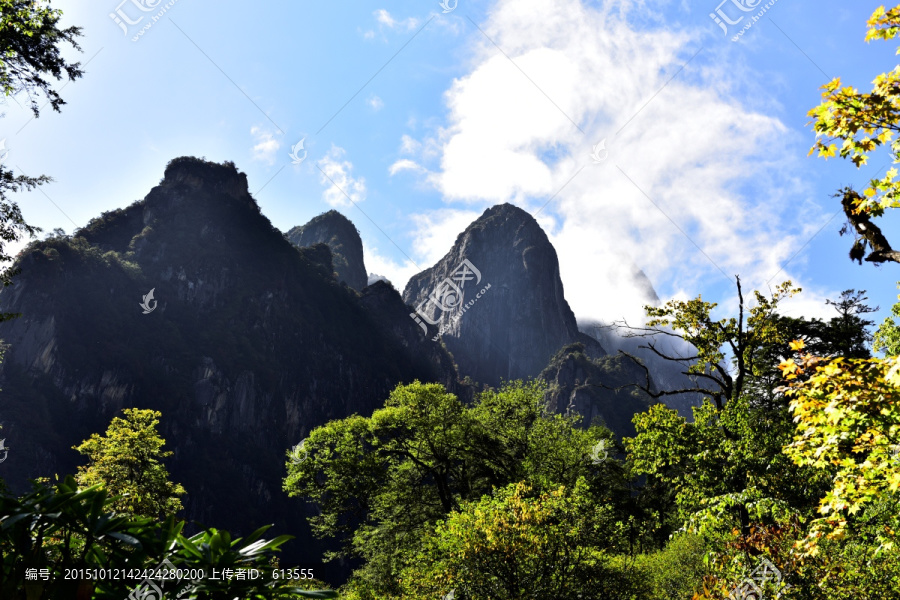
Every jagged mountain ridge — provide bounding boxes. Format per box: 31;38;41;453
0;157;461;579
0;157;670;583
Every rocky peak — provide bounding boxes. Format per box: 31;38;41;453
285;210;368;291
403;203;604;387
161;157;252;201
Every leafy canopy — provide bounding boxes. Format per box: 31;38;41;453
0;475;336;599
0;0;83;116
0;0;84;317
73;408;186;520
626;281;835;553
808;4;900;263
398;480;621;600
780;341;900;553
284;380;624;597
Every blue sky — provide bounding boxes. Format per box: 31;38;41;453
2;0;898;333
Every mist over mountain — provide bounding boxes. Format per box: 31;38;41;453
541;342;654;437
578;319;703;418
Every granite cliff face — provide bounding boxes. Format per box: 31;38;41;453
0;157;459;578
402;203;604;387
285;210;368;291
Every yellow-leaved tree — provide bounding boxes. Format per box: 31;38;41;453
808;5;900;264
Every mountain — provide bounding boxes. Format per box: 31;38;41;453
402;203;605;387
0;157;461;579
578;320;702;419
540;343;654;438
0;156;672;583
285;210;368;291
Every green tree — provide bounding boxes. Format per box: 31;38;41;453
0;0;83;116
0;475;336;599
780;341;900;554
875;283;900;356
624;277;798;414
624;281;889;597
776;289;876;359
624;280;833;540
808;4;900;264
73;408;186;520
0;0;83;317
793;7;900;578
284;380;626;596
397;480;622;600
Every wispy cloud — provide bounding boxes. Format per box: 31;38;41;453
318;146;366;208
388;159;426;176
394;0;824;324
374;9;419;30
363;9;420;39
368;95;385;111
250;126;281;165
400;134;421;154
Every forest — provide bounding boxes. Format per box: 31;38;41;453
1;1;900;599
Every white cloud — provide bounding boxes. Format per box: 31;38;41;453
364;243;420;295
766;281;840;322
368;95;385;111
363;209;483;294
389;159;426;176
395;0;822;325
318;146;366;208
368;272;393;287
400;134;421;154
409;209;483;268
375;9;397;27
389;134;442;177
250;126;280;165
373;9;419;31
